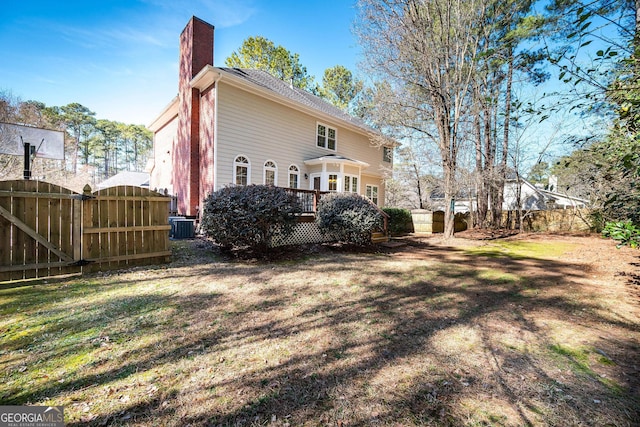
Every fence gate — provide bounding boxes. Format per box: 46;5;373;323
0;180;82;282
0;180;171;283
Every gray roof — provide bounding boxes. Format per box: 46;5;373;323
97;171;149;189
218;68;375;134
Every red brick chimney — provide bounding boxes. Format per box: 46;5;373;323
174;16;214;216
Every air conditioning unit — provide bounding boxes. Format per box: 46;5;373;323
172;219;195;239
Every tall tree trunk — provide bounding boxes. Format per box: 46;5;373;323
474;109;486;228
494;52;514;228
437;106;456;239
413;163;424;209
483;101;495;227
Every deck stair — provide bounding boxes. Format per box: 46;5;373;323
371;231;389;244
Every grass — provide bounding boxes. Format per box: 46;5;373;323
0;235;639;426
462;240;575;260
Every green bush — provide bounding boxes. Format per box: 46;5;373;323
200;185;302;252
316;192;383;245
382;207;414;235
602;220;640;249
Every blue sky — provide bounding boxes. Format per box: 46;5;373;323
1;0;362;126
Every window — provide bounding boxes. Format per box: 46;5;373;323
366;184;379;205
288;165;300;189
383;146;393;163
234;155;249;186
344;175;358;193
328;174;338;191
264;160;277;186
317;123;336;151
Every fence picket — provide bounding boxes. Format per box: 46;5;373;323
0;180;171;283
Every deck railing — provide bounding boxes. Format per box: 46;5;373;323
283;187;389;235
283;188;326;213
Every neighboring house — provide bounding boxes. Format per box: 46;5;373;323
148;17;393;217
503;175;588;211
430;175;588;213
97;171;149;189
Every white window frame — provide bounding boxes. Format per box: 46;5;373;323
288;164;300;189
328;173;338;191
316;122;337;151
233;155;250;186
263;160;277;186
383;146;393;163
344;174;359;193
366;184;379;205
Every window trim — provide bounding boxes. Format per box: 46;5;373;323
383;146;393;163
316;122;337;151
263;159;277;186
288;164;300;189
344;174;359;193
328;173;338;191
233;155;250;186
366;184;379;205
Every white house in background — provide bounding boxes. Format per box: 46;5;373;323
502;175;589;211
97;171;150;190
431;175;589;213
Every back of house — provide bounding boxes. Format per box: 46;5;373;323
148;16;393;217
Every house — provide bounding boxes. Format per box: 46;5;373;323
430;175;588;214
97;171;149;189
502;175;588;211
148;17;393;217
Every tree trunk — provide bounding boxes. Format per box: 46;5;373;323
413;163;424;209
494;52;514;229
443;159;456;238
474;100;488;228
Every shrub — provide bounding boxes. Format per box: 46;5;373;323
602;220;640;249
315;192;383;245
382;207;414;235
200;185;302;252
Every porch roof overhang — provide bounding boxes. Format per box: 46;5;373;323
304;154;370;169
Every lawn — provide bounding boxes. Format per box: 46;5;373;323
1;234;639;426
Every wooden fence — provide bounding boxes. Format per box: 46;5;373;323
0;180;171;283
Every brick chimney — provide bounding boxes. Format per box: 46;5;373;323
174;16;214;216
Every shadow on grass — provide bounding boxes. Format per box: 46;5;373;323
1;237;638;426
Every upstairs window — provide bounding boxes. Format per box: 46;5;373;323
383;146;393;163
234;155;250;186
317;124;336;151
264;160;277;186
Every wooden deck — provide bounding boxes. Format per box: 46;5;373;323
284;188;389;243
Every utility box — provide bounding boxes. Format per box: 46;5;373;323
171;218;195;239
168;216;184;238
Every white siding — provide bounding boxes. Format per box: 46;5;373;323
214;83;388;197
150;116;178;193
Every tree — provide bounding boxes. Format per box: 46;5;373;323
542;0;639;226
470;0;546;229
59;103;96;173
527;161;550;186
225;36;315;90
93;119;120;179
356;0;483;237
318;65;363;111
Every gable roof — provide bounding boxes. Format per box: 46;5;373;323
97;171;149;189
219;68;373;131
184;65;378;137
304;154;370;168
149;64;386;141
